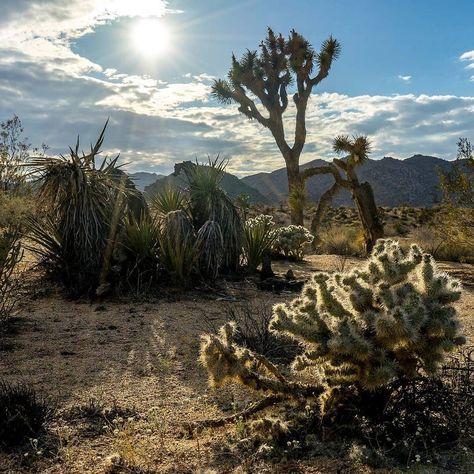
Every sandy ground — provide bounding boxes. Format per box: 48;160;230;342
0;255;472;473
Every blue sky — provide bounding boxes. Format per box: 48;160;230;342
0;0;473;176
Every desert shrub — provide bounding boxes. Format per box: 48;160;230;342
195;220;224;280
0;227;23;325
352;347;474;466
181;158;243;271
243;215;277;273
234;193;251;221
224;302;302;365
150;186;187;217
0;381;52;451
200;240;465;416
158;210;196;287
288;182;307;223
272;225;313;260
388;220;410;236
411;223;474;263
121;214;160;291
318;226;365;256
0;192;34;229
26;124;135;295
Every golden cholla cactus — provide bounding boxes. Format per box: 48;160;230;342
272;239;465;389
200;240;465;411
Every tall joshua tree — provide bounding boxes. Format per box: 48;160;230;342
212;28;341;225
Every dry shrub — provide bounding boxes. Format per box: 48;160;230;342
318;226;365;256
0;227;23;325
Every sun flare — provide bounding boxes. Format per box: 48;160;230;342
131;18;170;57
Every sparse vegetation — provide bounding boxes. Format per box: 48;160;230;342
0;227;23;325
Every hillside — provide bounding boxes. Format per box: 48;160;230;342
128;172;164;191
143;163;270;204
242;155;462;207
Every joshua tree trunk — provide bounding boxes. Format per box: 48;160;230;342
286;155;304;225
352;182;384;252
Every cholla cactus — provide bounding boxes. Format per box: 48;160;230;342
273;225;314;260
200;240;465;412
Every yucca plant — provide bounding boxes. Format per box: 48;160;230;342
26;122;131;295
195;220;224;280
150;186;188;218
180;157;243;271
158;210;197;287
121;213;160;290
243;214;277;273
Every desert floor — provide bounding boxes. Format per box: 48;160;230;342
1;255;473;473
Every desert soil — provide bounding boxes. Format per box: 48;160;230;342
0;255;472;473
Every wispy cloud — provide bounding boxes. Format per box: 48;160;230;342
460;50;474;80
398;75;412;82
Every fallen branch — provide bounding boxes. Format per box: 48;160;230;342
186;394;286;432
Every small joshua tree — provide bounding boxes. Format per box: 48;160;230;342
199;240;465;422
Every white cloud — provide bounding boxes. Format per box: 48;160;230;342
460;50;474;81
398;75;412;82
0;2;473;178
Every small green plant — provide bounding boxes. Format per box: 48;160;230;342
0;380;52;451
121;213;160;291
150;186;187;217
0;227;23;325
158;210;196;287
273;225;313;260
195;220;224;280
243;214;277;273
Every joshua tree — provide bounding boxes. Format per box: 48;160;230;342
212;28;341;225
306;135;384;252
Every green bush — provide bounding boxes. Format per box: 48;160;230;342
273;225;313;260
243;214;276;273
158;210;196;287
121;214;160;291
0;227;23;324
150;186;188;217
0;192;34;229
26;124;135;295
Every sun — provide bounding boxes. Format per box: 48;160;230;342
131;19;170;57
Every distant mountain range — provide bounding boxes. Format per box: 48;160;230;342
134;155;467;208
242;155;461;207
142;165;270;204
